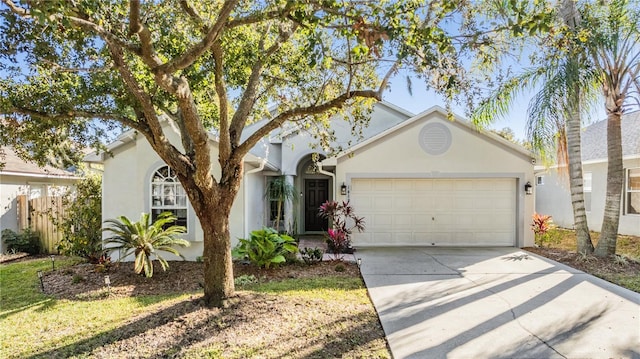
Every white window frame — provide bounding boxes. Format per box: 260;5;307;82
583;172;592;212
150;166;189;233
624;167;640;216
27;182;54;199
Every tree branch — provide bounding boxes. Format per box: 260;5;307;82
128;0;163;67
212;43;231;162
236;89;383;157
8;105;142;130
159;0;240;74
179;0;210;32
228;22;299;150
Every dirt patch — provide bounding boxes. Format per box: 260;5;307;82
42;260;359;300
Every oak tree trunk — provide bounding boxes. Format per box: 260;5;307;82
596;109;623;257
181;162;244;307
201;207;235;307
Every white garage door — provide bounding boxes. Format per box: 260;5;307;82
350;178;516;246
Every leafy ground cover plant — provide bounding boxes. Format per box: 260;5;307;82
232;227;298;268
102;212;189;277
300;247;324;265
318;200;365;255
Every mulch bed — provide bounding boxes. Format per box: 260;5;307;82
524;246;640;278
41;260;360;300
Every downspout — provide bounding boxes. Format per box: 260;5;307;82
243;160;266;237
317;161;336;201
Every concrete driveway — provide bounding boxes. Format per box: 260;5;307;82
357;247;640;359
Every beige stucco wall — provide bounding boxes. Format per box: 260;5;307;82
334;112;536;247
536;157;640;236
102;127;247;261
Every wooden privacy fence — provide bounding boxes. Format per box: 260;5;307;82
17;195;66;254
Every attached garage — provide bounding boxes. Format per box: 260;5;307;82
327;106;536;248
350;178;516;246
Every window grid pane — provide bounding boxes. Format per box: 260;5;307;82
151;166;188;231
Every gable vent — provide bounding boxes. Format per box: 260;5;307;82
419;122;452;155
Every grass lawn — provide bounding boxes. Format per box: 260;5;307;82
0;258;390;359
527;228;640;293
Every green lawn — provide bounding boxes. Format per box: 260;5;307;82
0;258;389;359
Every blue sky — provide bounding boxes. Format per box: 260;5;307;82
381;74;529;141
383;73;607;143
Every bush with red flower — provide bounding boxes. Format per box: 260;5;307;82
318;200;365;255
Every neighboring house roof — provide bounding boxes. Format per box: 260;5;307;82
327;105;534;162
582;110;640;162
0;147;77;179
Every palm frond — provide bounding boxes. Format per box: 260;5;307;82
102;212;189;277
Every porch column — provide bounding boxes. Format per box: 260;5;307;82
284;174;295;234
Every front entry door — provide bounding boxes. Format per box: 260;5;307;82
305;179;329;232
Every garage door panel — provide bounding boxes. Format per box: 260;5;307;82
433;180;454;191
374;179;393;191
394;196;413;210
373;214;392;227
351;178;516;247
373;197;392;210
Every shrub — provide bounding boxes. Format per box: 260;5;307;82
232;227;298;268
318;200;365;255
300;247;324;265
334;264;346;272
56;173;104;262
2;228;41;254
531;213;556;247
102;212;189;277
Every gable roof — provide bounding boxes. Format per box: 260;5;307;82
0;147;77;178
582;110;640;162
328;105;534;162
85;121;277;170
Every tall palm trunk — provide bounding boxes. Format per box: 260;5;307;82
596;100;624;257
562;0;593;254
566;97;593;254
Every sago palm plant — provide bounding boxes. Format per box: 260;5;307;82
103;212;190;277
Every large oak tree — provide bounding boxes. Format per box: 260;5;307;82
0;0;548;306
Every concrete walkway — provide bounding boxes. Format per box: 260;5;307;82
357;247;640;359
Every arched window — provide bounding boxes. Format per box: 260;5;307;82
151;166;188;230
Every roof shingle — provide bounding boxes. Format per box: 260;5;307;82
0;147;74;177
581;111;640;161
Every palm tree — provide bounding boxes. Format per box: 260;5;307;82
474;0;640;257
265;176;297;233
103;212;190;277
581;0;640;256
472;0;597;254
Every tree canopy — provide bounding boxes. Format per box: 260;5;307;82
0;0;553;306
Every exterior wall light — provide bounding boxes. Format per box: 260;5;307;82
341;183;348;196
525;181;533;195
